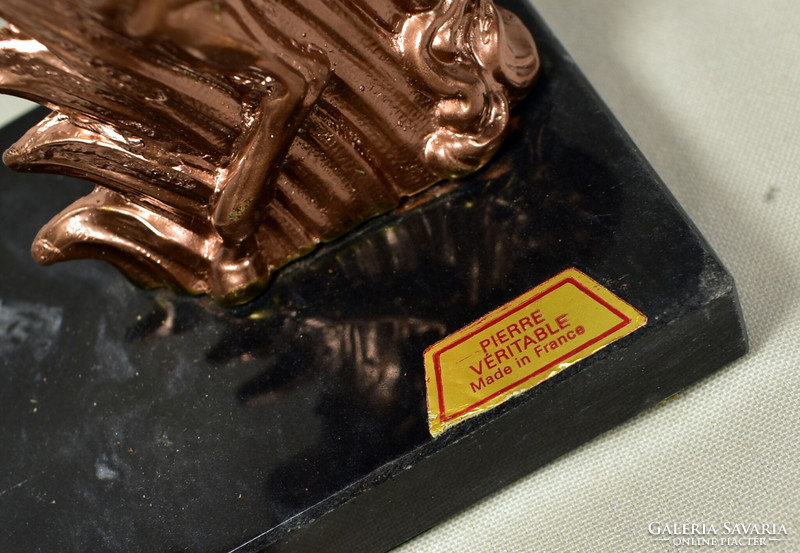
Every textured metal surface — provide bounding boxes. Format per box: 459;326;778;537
0;0;539;302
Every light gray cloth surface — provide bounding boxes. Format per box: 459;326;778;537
1;1;797;551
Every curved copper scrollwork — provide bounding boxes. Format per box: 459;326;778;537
0;0;538;303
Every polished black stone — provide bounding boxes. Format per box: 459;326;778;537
0;2;746;552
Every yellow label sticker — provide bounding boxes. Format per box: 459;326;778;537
424;268;647;437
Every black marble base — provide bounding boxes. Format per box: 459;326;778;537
0;2;746;552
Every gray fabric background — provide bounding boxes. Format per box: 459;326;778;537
1;1;797;551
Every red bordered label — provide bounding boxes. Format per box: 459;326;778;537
424;268;647;436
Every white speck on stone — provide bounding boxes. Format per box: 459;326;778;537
95;461;119;481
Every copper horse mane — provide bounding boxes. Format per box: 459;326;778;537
0;0;538;302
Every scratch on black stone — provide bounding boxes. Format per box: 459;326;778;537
0;477;30;497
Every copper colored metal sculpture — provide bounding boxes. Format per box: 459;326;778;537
0;0;539;303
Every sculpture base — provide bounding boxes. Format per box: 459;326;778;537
0;2;746;552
